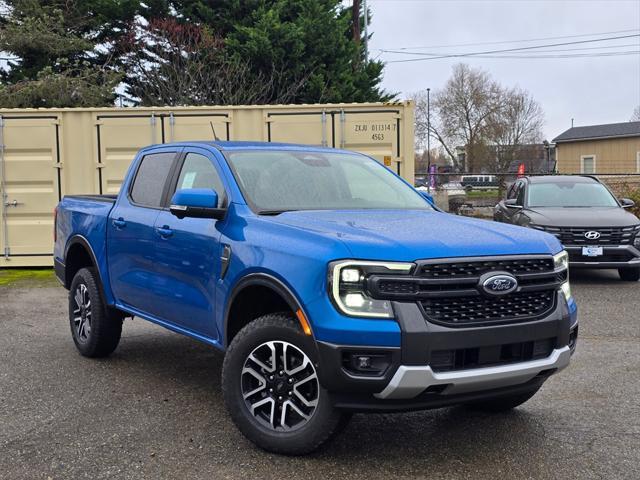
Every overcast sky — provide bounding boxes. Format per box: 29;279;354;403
365;0;640;141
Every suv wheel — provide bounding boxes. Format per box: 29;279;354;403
618;267;640;282
465;387;540;412
222;313;349;455
69;267;123;357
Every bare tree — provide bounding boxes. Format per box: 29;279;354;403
415;63;545;173
123;19;311;106
486;87;544;172
631;105;640;122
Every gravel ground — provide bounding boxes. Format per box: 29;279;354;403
0;269;638;479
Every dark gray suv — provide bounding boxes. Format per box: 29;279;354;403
494;175;640;281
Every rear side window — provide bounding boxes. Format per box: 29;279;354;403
130;152;176;207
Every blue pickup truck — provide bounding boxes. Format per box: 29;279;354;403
54;141;578;454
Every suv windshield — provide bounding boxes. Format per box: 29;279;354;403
527;181;618;208
225;150;433;212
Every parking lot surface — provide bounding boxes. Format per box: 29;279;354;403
0;269;638;480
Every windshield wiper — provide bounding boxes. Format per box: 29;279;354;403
257;209;298;216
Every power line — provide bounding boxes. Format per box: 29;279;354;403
445;51;640;59
383;33;640;62
384;28;640;51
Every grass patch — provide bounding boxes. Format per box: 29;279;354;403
0;268;57;287
466;189;500;199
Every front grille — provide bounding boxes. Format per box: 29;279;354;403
421;290;555;327
366;255;564;328
555;226;638;245
419;257;554;278
430;337;556;372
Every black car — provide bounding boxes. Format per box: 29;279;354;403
494;175;640;281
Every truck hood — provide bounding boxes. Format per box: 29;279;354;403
267;210;561;261
525;207;640;228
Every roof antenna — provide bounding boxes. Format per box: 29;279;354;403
210;121;220;141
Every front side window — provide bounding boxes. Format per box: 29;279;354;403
225;150;433;212
130;152;176;207
527;181;618;208
175;153;225;207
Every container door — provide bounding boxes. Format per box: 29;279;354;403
163;113;231;143
96;114;163;195
0;116;61;261
266;111;333;147
335;110;401;173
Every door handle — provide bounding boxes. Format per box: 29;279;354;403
112;218;127;229
4;200;22;208
156;226;173;238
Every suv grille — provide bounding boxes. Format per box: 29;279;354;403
420;290;555;326
540;225;639;245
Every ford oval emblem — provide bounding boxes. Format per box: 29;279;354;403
482;274;518;296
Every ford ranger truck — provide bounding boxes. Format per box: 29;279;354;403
54;142;578;455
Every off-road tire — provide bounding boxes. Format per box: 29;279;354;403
618;267;640;282
465;387;540;412
222;313;350;455
69;267;122;358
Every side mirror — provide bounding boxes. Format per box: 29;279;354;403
504;198;523;209
417;190;435;206
620;198;635;209
170;188;226;220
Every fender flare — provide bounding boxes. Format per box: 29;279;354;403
63;235;109;306
223;273;306;347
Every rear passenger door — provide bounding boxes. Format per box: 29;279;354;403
107;148;180;314
150;148;227;340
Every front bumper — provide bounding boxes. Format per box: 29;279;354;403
566;244;640;268
316;291;577;411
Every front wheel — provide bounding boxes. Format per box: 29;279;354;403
465;387;540;412
618;267;640;282
69;267;123;358
222;313;349;455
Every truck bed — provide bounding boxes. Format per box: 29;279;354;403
54;194;118;291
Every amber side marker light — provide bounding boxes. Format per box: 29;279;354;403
296;309;313;336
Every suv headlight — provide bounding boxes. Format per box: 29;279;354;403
553;250;571;301
329;260;414;318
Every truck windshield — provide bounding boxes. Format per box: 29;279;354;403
527;182;619;208
224;150;433;213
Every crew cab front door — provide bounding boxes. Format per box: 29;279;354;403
151;148;227;340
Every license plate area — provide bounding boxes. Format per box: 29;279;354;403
582;246;603;257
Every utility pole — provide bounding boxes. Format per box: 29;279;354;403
427;87;431;179
363;0;369;62
352;0;361;45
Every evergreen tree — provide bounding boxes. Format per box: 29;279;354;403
0;0;166;107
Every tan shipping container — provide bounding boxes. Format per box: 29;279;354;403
0;102;415;267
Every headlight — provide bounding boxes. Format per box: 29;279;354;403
553;250;571;301
553;250;569;270
329;261;414;318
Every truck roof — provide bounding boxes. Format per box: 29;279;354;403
146;141;352;154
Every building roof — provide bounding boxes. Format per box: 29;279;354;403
553;121;640;143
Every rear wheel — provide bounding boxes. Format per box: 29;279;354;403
69;267;123;358
618;267;640;282
222;313;349;455
465;387;540;412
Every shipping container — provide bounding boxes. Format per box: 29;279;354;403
0;102;415;267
